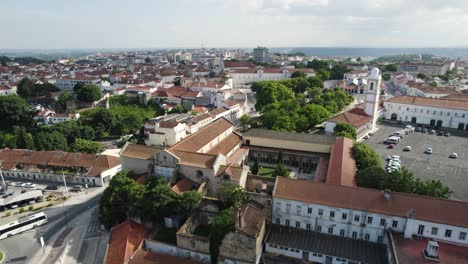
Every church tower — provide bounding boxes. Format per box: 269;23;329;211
365;68;381;126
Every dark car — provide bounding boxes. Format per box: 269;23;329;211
415;127;422;132
437;131;444;136
45;185;59;190
422;127;428;133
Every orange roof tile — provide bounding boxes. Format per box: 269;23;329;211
105;220;149;264
326;137;357;187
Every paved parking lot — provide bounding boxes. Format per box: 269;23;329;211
365;122;468;201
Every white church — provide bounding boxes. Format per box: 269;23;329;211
325;68;382;140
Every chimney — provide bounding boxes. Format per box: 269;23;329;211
384;189;391;200
425;241;439;259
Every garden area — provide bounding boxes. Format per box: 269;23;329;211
152;226;177;245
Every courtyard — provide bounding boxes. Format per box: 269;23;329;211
365;122;468;201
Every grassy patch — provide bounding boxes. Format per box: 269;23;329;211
0;251;4;263
258;167;276;177
153;227;177;245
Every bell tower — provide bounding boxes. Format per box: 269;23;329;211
365;68;381;128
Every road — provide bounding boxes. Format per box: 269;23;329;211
0;191;104;264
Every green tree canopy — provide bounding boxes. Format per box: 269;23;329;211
34;131;68;151
17;77;35;97
240;114;250;131
353;142;382;169
70;138;102;154
77;84;102;102
0;95;34;130
291;71;306;78
334;123;357;139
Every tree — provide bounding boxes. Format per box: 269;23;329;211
316;69;331;81
240;114;250;131
17;78;35;98
13;126;35;149
210;208;234;263
99;171;144;228
334;123;357;139
417;73;426;79
353;143;382;169
275;162;289;177
0;95;34;129
77;84;102;102
56;91;73;111
251;160;259;175
301;104;330;126
33;83;60;96
384;64;398;72
73;82;86;93
219;182;247;208
330;65;350;80
356;57;362;62
174;191;202;214
306;76;324;88
291;71;306;78
34;131;68;151
356;166;386;189
70;138;102;154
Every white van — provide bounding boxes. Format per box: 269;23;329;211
385;136;400;144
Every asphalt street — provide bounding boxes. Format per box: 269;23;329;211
0;194;102;264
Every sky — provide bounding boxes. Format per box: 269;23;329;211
1;0;468;49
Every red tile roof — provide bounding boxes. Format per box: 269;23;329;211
105;220;149;264
326;137;357;187
386;96;468;111
327;104;373;128
128;249;201;264
171;178;197;194
273;177;468;228
121;144;163;160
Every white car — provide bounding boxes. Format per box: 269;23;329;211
403;146;412;151
450;153;458;159
25;183;36;188
19;183;26;187
391;155;401;159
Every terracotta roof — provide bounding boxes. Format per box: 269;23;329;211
386;96;468;111
327;104;373;128
171;150;217;168
207;133;242;156
105;220;149;264
120;144;163;160
0;149;120;177
217;164;245;181
273;177;468;228
208;107;227;117
441;94;468;102
192;113;212;123
242;129;336;145
326;137;357;187
159;120;179;129
223;60;256;69
171;178;197;194
128;249;201;264
170;118;232;153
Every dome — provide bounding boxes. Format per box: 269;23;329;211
371;67;380;77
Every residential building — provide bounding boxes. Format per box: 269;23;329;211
383;95;468;130
253;46;270;64
229;67;315;88
120;143;164;174
397;61;452;75
0;85;16;96
325;67;382;139
55;76;101;90
400;82;460;98
269;177;468;263
154;118;249;196
0;148;121;186
104;220;149;264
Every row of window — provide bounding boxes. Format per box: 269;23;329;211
278;203;400;228
276;218;383;243
388;104;467;118
426;225;466;240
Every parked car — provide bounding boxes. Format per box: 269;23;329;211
416;127;422;132
21;190;27;193
19;183;26;187
387;144;395;149
437;131;444;136
8;191;14;196
45;185;59;190
25;183;35;188
5;181;12;186
429;130;436;134
444;132;451;137
71;185;84;192
450;153;458;159
425;148;433;154
403;146;412;151
422;128;428;133
391;155;400;159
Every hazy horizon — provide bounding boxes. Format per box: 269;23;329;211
1;0;468;50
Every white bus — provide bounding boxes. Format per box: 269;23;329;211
0;212;48;239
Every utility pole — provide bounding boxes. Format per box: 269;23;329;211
62;172;68;196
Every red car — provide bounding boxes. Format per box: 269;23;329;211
387;144;395;149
